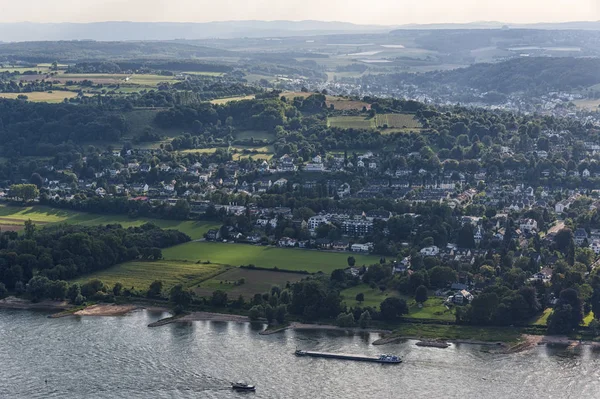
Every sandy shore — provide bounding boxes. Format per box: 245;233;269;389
0;296;69;311
73;304;139;317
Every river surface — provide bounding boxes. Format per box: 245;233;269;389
1;309;600;399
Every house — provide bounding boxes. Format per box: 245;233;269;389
519;219;538;233
555;200;570;214
453;290;474;305
332;240;349;251
342;220;373;236
583;169;591;178
591;239;600;254
95;187;107;197
205;229;221;241
351;243;371;253
575;228;589;246
337;183;351;198
304;162;325;172
278;154;296;172
420;246;440;257
308;215;329;231
278;237;297;248
273;178;288;187
474;226;483;244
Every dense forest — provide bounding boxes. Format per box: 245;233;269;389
0;223;190;289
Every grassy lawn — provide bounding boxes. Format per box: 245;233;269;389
532;308;553;326
341;284;455;321
194;268;305;298
73;260;228;292
341;285;400;308
376;113;422;129
0;205;219;240
328;116;375;129
162;241;379;273
234;130;275;141
0;91;79;103
210;95;256;105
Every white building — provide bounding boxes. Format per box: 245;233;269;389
420;246;440;257
308;215;329;231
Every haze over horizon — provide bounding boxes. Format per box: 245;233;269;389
0;0;598;26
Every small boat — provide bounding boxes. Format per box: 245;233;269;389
231;382;256;391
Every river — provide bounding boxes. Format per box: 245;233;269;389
1;309;599;398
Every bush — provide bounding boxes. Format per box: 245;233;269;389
336;312;356;328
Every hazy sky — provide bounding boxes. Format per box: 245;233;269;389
0;0;598;25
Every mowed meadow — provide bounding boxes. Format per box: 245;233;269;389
0;205;219;239
162;241;380;273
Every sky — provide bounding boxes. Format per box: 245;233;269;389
0;0;598;25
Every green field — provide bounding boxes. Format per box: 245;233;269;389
341;284;455;321
328;116;375;130
376;113;422;129
210;95;256;105
74;260;228;292
0;205;219;240
162;241;379;273
328;113;422;130
234;130;275;141
194;268;305;298
0;91;79;103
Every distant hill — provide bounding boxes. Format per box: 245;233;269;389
375;57;600;95
0;41;233;62
0;21;395;42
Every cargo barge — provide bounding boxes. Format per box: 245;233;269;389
294;349;401;364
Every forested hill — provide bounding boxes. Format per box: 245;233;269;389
0;41;233;63
377;57;600;95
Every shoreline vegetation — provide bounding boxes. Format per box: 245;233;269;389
2;296;596;353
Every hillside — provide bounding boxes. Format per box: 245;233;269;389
370;57;600;96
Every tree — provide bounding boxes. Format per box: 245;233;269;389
113;282;123;296
48;280;68;300
265;305;275;323
147;280;163;298
548;288;583;333
67;283;82;303
27;276;51;302
23;219;36;239
249;305;263;321
336;312;356;327
275;305;287;324
415;285;428;304
211;290;228;306
30;173;44;189
169;284;192;309
359;310;372;328
457;224;476;248
81;279;105;298
429;266;458;289
380;297;409;321
0;282;7;299
9;184;39;202
347;256;356;267
356;293;365;303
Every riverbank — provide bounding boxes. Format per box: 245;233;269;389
0;296;69;311
260;322;391;336
3;297;599;353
